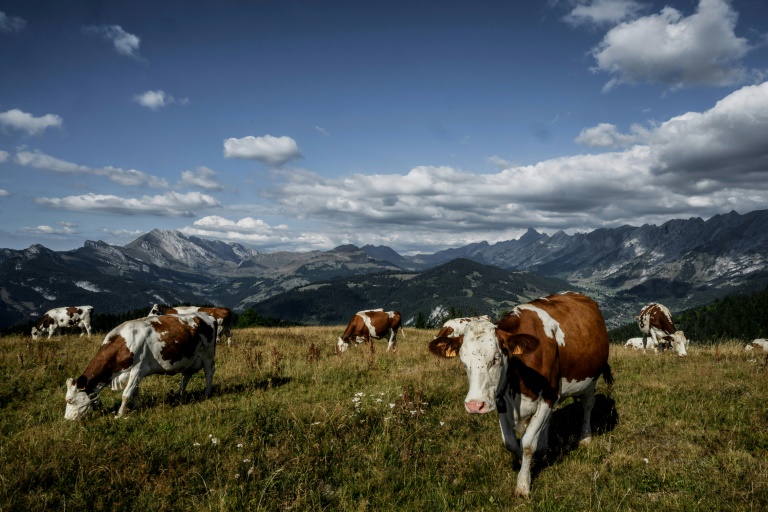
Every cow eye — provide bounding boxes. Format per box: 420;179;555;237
491;353;501;367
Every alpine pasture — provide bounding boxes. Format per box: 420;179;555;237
1;326;766;511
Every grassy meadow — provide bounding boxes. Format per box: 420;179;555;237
1;326;767;511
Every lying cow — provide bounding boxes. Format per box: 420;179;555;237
32;306;93;339
745;339;768;351
637;303;688;356
150;304;233;345
625;337;659;351
64;312;219;419
429;292;613;497
435;315;492;339
338;309;402;353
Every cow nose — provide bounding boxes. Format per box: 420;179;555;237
465;400;488;414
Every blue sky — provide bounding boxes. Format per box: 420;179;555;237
1;0;767;254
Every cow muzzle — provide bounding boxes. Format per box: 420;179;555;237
465;399;492;414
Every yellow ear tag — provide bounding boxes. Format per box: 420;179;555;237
510;345;523;355
445;347;457;358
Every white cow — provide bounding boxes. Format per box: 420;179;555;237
745;339;768;351
31;306;93;339
625;337;659;351
64;312;219;419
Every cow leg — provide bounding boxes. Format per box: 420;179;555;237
202;359;216;398
578;383;598;445
117;371;143;418
179;372;193;395
387;329;397;352
650;330;660;353
516;401;553;498
498;410;522;459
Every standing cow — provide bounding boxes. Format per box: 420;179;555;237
338;309;402;353
429;292;613;497
64;312;218;419
150;304;233;345
32;306;93;339
637;303;688;356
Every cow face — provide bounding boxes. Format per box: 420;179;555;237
31;327;39;340
670;331;688;356
64;378;93;420
430;318;505;414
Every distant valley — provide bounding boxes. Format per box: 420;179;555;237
2;209;767;330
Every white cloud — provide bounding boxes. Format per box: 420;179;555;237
37;191;221;217
223;135;302;166
575;122;648;148
19;223;77;235
0;150;8;163
133;90;189;110
0;189;9;197
0;11;26;33
180;215;326;252
487;155;515;170
84;24;141;58
0;109;63;136
592;0;752;90
179;166;224;191
315;126;330;136
564;0;644;27
15;150;169;188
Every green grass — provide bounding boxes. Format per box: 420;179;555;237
1;328;767;511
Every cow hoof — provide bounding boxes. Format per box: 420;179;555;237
515;486;530;498
579;436;592;446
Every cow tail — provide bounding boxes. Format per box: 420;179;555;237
601;363;614;391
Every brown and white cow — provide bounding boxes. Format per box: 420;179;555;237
64;312;219;419
745;338;768;351
637;303;688;356
429;292;613;497
434;315;492;340
31;306;93;339
337;309;402;353
151;305;233;345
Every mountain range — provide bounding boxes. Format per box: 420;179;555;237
2;209;767;331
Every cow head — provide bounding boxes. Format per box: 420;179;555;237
64;377;93;420
430;318;506;414
31;327;39;339
337;337;349;353
670;330;688;356
148;304;161;316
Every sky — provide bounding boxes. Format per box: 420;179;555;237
1;0;767;255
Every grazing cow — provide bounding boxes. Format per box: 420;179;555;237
31;306;93;339
434;315;492;339
625;337;659;351
337;309;402;353
152;305;233;345
745;338;768;351
64;312;218;419
637;303;688;356
429;292;613;497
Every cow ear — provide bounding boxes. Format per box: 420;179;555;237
496;329;539;357
76;375;87;390
429;336;463;358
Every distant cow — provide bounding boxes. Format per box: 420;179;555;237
625;337;659;351
338;309;402;353
429;292;613;497
151;305;233;345
435;315;492;339
745;339;768;351
32;306;93;339
64;312;219;419
637;303;688;356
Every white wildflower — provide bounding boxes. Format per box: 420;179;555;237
193;442;201;447
237;443;244;449
389;403;396;409
211;437;219;445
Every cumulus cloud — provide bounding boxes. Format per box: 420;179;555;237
575;122;648;148
133;90;189;110
592;0;752;90
83;24;141;58
0;109;63;136
564;0;644;27
223;135;302;166
0;11;26;33
179;166;224;191
487;155;515;170
36;191;220;217
15;150;169;188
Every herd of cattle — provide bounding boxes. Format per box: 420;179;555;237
29;293;766;497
